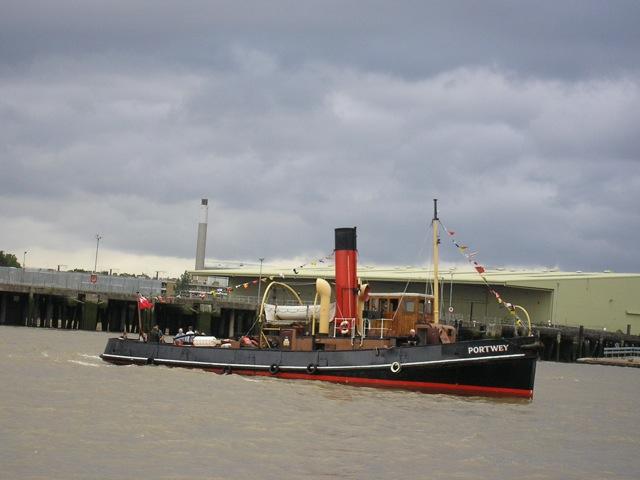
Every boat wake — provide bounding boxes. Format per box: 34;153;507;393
80;354;102;360
236;376;264;383
68;359;101;368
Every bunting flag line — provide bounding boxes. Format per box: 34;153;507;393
222;252;335;293
292;251;335;275
224;277;270;293
438;220;519;320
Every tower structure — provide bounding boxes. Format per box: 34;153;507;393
195;198;208;270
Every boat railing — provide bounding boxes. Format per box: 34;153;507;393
439;315;527;328
333;317;358;337
604;346;640;357
363;318;391;339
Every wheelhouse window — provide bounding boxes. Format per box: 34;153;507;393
423;300;433;315
390;299;399;312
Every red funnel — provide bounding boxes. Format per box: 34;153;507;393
334;228;358;327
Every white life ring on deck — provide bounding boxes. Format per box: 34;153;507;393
339;320;350;335
390;361;402;374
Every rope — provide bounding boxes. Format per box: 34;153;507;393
387;219;432;323
437;219;524;330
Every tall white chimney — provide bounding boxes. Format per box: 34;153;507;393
195;198;208;270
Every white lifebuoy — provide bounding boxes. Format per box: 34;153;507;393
339;320;350;335
390;361;401;373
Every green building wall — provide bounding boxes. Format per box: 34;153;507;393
195;271;640;335
514;276;640;333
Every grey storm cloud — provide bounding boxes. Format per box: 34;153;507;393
1;1;639;273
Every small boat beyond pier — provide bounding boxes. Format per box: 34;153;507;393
577;346;640;368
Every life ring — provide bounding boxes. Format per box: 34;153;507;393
339;320;350;335
222;365;232;375
390;361;401;373
269;364;280;375
306;363;318;374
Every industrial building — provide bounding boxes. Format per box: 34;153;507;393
191;197;639;335
190;265;640;335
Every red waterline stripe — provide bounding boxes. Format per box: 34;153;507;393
204;368;533;399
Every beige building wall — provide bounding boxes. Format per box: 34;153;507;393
514;276;640;333
191;269;640;335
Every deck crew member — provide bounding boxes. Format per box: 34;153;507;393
149;325;164;343
407;328;420;346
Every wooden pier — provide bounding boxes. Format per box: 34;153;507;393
457;322;640;363
2;267;639;363
0;268;258;338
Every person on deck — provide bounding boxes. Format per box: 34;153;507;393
173;328;187;345
407;329;420;346
149;325;164;343
240;336;259;348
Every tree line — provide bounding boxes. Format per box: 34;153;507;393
0;251;21;268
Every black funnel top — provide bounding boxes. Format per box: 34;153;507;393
335;227;357;251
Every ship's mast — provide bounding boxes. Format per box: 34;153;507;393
432;199;439;324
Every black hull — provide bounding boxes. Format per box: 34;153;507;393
101;337;537;398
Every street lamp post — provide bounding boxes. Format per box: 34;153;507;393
256;258;265;304
256;258;265;343
449;268;456;312
23;251;27;269
94;234;102;273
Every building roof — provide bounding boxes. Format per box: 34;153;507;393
191;265;640;288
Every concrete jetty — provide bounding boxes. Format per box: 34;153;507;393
0;267;258;338
577;357;640;368
2;266;640;363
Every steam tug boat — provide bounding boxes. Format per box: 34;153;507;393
101;202;538;399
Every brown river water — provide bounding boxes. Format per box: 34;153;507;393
1;326;638;480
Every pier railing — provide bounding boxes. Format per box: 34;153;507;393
604;346;640;357
0;267;161;296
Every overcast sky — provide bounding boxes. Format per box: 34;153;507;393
1;1;639;277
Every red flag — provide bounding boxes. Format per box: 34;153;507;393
475;265;485;274
138;295;153;310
